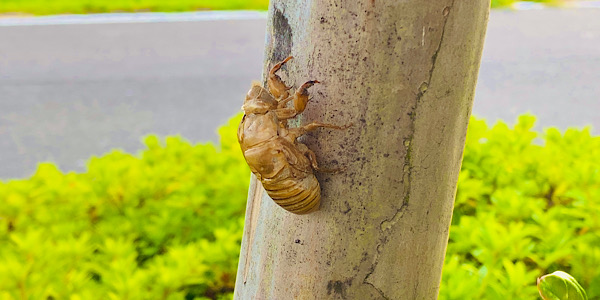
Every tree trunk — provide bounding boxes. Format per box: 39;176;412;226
234;0;490;299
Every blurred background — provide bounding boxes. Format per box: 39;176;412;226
0;1;599;299
1;0;599;179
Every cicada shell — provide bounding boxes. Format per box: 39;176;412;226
237;56;348;214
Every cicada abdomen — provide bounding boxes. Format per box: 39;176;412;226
237;56;349;215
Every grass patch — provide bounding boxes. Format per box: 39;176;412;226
0;0;269;15
1;114;598;299
0;0;564;16
492;0;563;8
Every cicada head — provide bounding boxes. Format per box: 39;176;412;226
242;81;278;114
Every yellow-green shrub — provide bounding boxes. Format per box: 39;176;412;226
441;115;600;299
0;116;248;300
1;114;598;299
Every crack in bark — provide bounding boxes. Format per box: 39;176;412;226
362;201;409;299
363;277;390;300
406;2;454;208
411;5;454;299
418;1;454;104
380;202;409;232
362;4;454;298
432;2;454;73
408;0;454;202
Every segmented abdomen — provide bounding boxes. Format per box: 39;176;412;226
261;173;321;215
240;134;319;215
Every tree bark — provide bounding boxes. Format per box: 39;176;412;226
234;0;490;299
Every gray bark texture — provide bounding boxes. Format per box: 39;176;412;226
234;0;490;299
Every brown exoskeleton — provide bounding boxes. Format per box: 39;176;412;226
237;56;349;214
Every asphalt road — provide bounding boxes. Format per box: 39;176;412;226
0;9;599;179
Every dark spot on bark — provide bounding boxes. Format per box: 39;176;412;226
320;16;327;24
326;280;351;298
383;153;389;157
360;251;369;262
342;201;351;214
295;239;301;244
272;8;292;62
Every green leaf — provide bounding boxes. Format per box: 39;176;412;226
537;271;588;300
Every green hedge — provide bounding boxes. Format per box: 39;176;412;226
491;0;560;8
1;114;598;299
0;0;559;15
442;115;600;299
0;0;269;15
0;117;249;300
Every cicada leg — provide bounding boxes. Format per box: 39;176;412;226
274;80;321;122
296;143;344;173
276;79;320;112
286;122;352;173
276;94;295;109
274;107;297;120
268;56;293;101
292;80;320;113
